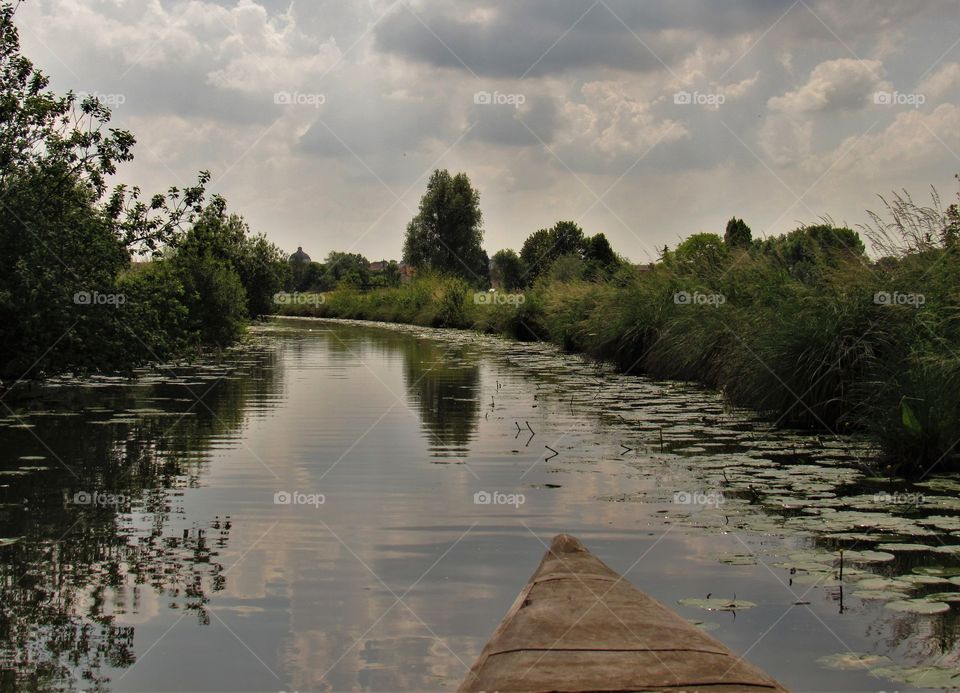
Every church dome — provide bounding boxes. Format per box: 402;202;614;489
289;246;311;263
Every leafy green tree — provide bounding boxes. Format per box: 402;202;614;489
0;1;211;376
402;169;487;284
583;232;620;277
491;249;524;291
297;261;326;291
667;233;729;275
324;251;370;288
169;209;248;347
724;217;752;248
759;224;866;283
519;222;621;284
520;221;587;284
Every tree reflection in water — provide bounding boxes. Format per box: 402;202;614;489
0;344;281;691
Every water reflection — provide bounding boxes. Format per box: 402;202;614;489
1;320;960;691
0;344;281;690
400;339;479;459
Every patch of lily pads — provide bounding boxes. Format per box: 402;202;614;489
817;652;891;670
872;665;960;688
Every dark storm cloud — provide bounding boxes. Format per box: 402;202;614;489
112;66;278;126
374;0;800;77
467;96;559;147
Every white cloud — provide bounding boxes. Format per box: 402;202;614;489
768;58;887;113
559;81;688;161
918;63;960;101
825;103;960;174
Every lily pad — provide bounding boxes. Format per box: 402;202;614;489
896;574;953;586
933;545;960;555
913;566;960;577
854;577;913;591
677;597;756;611
926;592;960;603
817;652;891;670
843;550;895;563
884;599;951;614
853;590;910;601
872;665;960;688
876;543;932;552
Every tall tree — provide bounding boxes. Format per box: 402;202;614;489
490;249;524;291
724;217;752;248
402;169;487;284
519;220;587;284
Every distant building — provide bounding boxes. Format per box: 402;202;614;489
399;263;416;284
368;260;388;272
635;263;655;273
289;246;311;264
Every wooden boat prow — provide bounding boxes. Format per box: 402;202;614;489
460;534;788;692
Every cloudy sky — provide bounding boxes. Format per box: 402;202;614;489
15;0;960;263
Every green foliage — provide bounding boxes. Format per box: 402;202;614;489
0;1;262;378
168;207;249;347
402;169;487;285
518;221;620;285
323;251;371;288
491;249;524;290
724;217;752;248
520;221;586;284
665;233;729;276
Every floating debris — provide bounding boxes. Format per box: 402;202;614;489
677;597;756;611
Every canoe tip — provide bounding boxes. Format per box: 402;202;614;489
548;533;587;554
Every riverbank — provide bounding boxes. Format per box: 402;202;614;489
276;235;960;477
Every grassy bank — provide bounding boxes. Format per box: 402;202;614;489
277;225;960;477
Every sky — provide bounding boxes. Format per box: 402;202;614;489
14;0;960;263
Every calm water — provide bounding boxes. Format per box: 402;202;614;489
2;317;960;691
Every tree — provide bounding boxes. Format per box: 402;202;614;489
724;217;752;248
324;251;370;288
520;221;586;284
168;201;248;346
491;249;524;291
518;221;624;284
0;1;213;376
402;169;487;284
667;233;729;275
583;232;620;276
